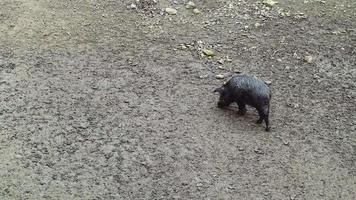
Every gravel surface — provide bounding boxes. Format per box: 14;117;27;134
0;0;355;199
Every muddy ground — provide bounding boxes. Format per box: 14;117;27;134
0;0;355;199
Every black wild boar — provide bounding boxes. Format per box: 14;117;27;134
214;74;271;131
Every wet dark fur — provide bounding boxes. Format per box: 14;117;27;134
214;74;271;131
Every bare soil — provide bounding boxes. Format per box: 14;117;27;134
0;0;355;199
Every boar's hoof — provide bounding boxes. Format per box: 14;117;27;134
217;101;225;108
256;119;263;124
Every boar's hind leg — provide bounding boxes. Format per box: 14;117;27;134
264;114;270;132
237;102;247;115
257;107;270;132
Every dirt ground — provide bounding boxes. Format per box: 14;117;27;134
0;0;355;199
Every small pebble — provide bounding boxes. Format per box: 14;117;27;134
215;74;225;79
14;154;23;159
217;59;224;64
254;22;261;27
341;84;349;89
228;185;235;189
165;8;177;15
202;48;214;56
263;0;278;7
265;80;272;85
351;125;356;131
196;183;203;187
130;3;137;9
180;44;187;49
254;148;264;154
185;1;196;9
287;103;299;108
304;55;313;63
199;75;208;79
193;8;201;14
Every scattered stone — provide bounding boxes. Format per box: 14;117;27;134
226;56;232;62
263;0;278;7
287;103;299;108
238;147;244;151
14;154;23;159
217;59;224;64
202;48;214;56
351;125;356;131
130;3;137;9
165;7;177;15
215;74;225;79
102;145;115;155
283;141;290;146
193;8;201;14
196;183;203;187
228;185;235;189
341;84;349;89
254;148;264;154
218;66;224;70
304;55;313;63
185;1;196;9
254;22;261;27
265;80;272;85
173;195;180;200
79;122;89;128
276;58;282;62
180;44;187;49
199;74;208;79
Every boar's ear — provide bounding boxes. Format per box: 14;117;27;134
213;87;224;94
